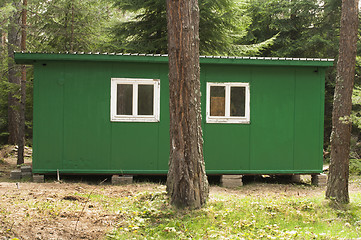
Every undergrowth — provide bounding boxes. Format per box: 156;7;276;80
350;159;361;175
104;191;361;240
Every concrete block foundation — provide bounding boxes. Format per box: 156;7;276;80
291;174;301;183
21;165;32;178
21;172;32;178
10;170;22;180
10;165;33;180
221;175;243;188
20;165;32;173
112;175;133;185
33;174;45;183
311;174;327;187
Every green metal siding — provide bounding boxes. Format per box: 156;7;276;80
33;62;64;172
62;62;111;171
250;67;295;172
202;65;251;172
293;68;324;172
202;65;324;174
16;53;331;175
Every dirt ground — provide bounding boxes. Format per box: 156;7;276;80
1;146;360;240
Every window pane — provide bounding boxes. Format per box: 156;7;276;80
210;86;225;116
230;86;245;117
117;84;133;115
138;84;154;115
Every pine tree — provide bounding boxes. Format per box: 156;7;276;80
27;0;113;52
166;0;208;209
326;0;359;204
6;1;21;145
17;0;27;165
109;0;275;55
242;0;340;58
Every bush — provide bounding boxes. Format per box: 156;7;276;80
350;159;361;175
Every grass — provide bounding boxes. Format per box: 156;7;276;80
103;191;361;240
1;179;360;239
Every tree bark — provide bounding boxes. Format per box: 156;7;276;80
326;0;358;203
70;1;74;52
1;31;6;49
17;0;27;165
166;0;209;209
7;6;21;145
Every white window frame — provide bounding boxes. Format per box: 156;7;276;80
111;78;160;122
206;82;250;124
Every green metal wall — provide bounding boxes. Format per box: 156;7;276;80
202;65;325;174
29;57;327;175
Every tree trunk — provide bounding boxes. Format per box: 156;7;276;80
1;31;6;49
7;7;21;145
166;0;209;209
70;1;74;52
17;0;27;165
325;0;359;203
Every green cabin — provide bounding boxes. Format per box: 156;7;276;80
15;52;333;176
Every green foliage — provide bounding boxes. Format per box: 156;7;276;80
108;0;275;56
350;159;361;175
27;0;114;52
0;68;8;145
350;136;361;173
0;2;12;145
0;62;21;145
108;0;167;53
352;86;361;130
106;191;361;239
0;81;11;144
242;0;340;58
0;66;34;146
0;1;16;31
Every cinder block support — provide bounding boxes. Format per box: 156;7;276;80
21;172;32;178
10;170;22;180
311;174;327;187
21;165;32;173
33;174;45;183
21;165;32;178
112;175;133;185
221;175;243;188
291;174;301;183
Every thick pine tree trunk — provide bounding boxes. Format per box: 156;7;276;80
17;0;27;165
166;0;209;208
326;0;358;203
7;9;20;145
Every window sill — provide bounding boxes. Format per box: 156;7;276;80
111;116;160;122
206;117;250;124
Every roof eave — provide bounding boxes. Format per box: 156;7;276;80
14;52;334;67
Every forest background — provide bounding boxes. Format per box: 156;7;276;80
0;0;360;164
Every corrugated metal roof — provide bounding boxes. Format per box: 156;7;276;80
15;51;334;62
14;51;334;67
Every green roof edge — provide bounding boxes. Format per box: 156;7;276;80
14;52;334;67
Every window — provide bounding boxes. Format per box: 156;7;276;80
206;82;250;124
111;78;160;122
